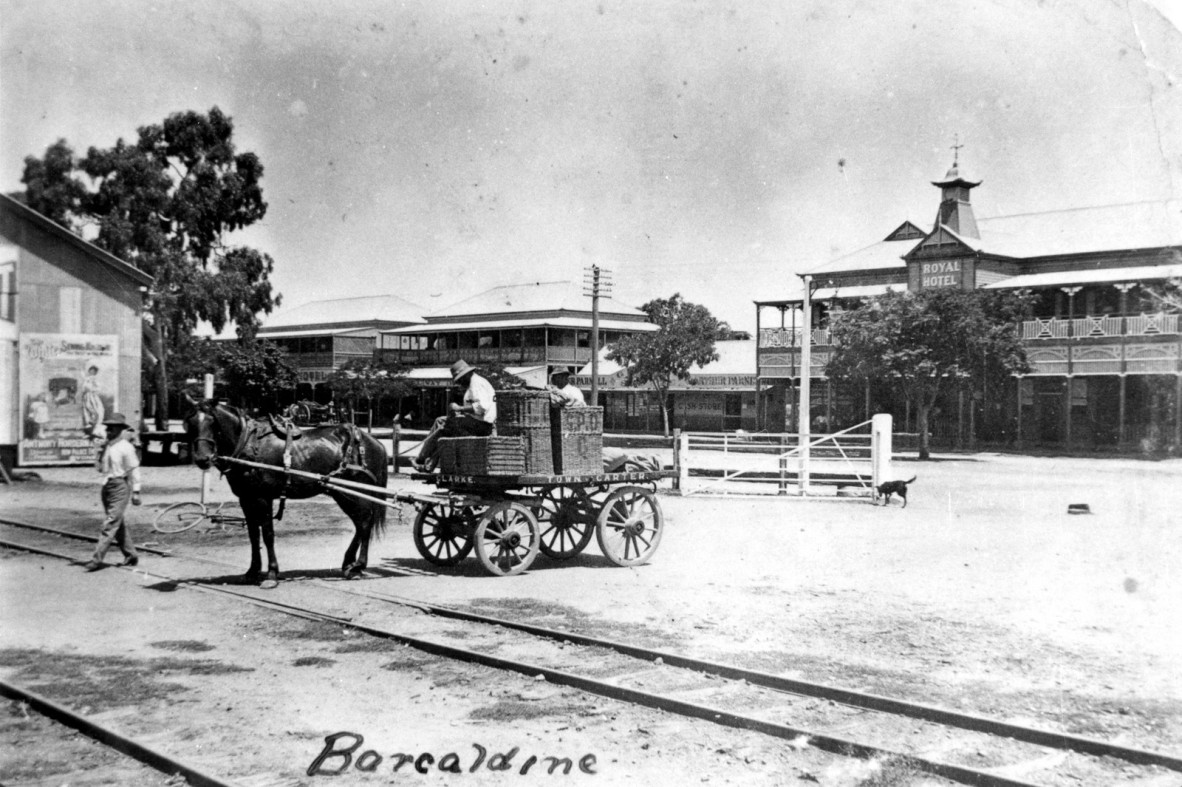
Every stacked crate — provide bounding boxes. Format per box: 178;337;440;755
494;390;554;474
437;436;525;476
551;406;604;475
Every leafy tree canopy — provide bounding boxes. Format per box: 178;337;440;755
608;293;720;434
826;287;1032;457
169;337;297;414
21;107;280;426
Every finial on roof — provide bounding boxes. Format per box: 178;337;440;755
951;133;964;165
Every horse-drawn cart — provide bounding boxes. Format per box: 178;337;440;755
185;392;672;583
402;468;675;576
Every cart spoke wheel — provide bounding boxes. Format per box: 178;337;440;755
596;486;664;567
533;487;595;560
475;502;540;576
152;501;209;534
413;503;474;567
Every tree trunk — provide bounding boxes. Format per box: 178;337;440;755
917;402;931;460
153;319;169;431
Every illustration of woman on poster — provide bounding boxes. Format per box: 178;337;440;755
80;363;106;437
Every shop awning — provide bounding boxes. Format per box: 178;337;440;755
812;283;908;300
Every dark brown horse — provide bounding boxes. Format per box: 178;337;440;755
185;400;389;587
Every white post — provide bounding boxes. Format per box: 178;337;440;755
201;373;214;505
871;413;893;490
798;276;812;496
676;430;690;495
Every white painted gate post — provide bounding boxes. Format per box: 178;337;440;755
201;373;214;505
871;413;893;491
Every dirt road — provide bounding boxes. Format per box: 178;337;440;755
2;453;1180;785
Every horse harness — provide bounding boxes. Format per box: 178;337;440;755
204;407;377;521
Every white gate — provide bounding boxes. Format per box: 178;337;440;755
674;414;893;499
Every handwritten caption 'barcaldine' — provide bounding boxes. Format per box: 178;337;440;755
308;732;598;777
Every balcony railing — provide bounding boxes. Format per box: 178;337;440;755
760;313;1180;351
1021;312;1179;341
375;345;589;366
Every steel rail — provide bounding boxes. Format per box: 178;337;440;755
6;516;1182;775
0;533;1076;787
0;678;240;787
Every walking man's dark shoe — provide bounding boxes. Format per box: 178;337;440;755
83;561;102;572
122;556;139;567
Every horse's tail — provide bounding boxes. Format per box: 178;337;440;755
363;430;389;539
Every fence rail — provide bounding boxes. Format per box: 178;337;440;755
675;418;888;499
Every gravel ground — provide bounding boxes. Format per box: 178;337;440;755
1;452;1181;786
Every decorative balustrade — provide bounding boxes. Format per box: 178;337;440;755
1019;313;1180;341
758;327;831;347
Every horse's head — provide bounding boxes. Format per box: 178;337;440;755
184;398;229;470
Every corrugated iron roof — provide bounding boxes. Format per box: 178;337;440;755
382;316;658;334
977;200;1182;258
262;294;427;328
429;280;647;319
983;263;1182;289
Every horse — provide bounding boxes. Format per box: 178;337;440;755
185;400;389;588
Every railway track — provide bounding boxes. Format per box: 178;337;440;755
3;515;1181;787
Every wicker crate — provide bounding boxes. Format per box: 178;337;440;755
440;436;525;476
551;406;604;475
437;438;460;474
495;390;552;428
553;406;603;434
553;431;603;475
497;424;554;474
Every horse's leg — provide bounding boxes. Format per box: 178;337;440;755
334;493;373;579
240;496;266;584
259;498;280;588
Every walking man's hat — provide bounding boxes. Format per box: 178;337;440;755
102;413;131;428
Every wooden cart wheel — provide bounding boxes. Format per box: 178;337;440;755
596;486;664;567
533;486;595;560
474;502;540;576
413;503;475;566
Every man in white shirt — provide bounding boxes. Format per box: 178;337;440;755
84;413;143;571
547;370;586;408
415;360;498;472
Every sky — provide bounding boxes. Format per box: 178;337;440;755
4;0;1182;333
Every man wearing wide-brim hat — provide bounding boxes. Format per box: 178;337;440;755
414;360;498;472
83;413;143;571
547;369;586;408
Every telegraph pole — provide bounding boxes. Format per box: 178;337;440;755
583;265;612;406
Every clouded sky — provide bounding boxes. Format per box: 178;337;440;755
3;0;1182;331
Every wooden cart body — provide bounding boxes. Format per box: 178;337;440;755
403;468;675;576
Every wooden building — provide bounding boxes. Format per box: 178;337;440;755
755;163;1182;451
1;194;152;468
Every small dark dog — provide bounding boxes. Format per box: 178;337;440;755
875;476;916;507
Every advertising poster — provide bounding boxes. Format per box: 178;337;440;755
18;333;119;465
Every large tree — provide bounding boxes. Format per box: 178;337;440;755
607;293;720;436
168;337;297;414
826;288;1032;459
21;107;279;428
326;359;414;430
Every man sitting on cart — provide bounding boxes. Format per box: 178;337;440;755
547;369;586;408
414;359;497;472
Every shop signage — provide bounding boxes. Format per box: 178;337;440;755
19;333;119;465
920;260;961;288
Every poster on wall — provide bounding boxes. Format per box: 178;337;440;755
18;333;119;465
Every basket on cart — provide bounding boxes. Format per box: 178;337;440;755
495;390;555;474
437;436;525;476
551;406;603;475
